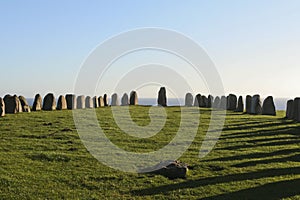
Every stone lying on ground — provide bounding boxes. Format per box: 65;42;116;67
121;93;129;106
250;94;262;114
111;93;119;106
19;95;31;112
220;96;227;110
42;93;56;111
146;160;189;179
93;96;98;108
130;91;138;105
227;94;237;111
185;93;193;107
245;95;252;114
194;94;201;107
77;95;85;109
0;97;5;117
286;100;294;119
85;96;93;108
57;95;67;110
262;96;276;116
235;96;244;112
213;96;220;108
65;94;76;110
293;98;300;122
207;95;213;108
3;95;22;114
98;96;104;107
157;87;167;107
32;94;42;111
103;94;109;106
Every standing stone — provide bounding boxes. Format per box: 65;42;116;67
199;95;207;108
213;96;220;108
227;94;237;111
157;87;167;107
32;94;42;111
235;96;244;112
98;96;104;107
85;96;93;108
185;93;193;107
207;95;214;108
4;95;22;114
111;93;119;106
194;94;201;107
121;93;129;106
129;91;138;105
77;95;85;109
250;94;262;114
65;94;76;110
286;100;294;119
93;96;99;108
19;95;31;112
293;98;300;122
57;95;67;110
103;94;109;106
220;96;227;110
262;96;276;116
0;97;5;117
246;95;252;114
42;93;56;111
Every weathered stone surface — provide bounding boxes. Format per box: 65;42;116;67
227;94;237;111
194;94;201;107
65;94;76;110
121;93;129;106
4;95;22;114
111;93;119;106
129;91;138;105
147;160;188;179
93;96;99;108
250;95;262;115
286;100;294;119
42;93;56;111
98;96;104;107
57;95;67;110
0;97;5;117
185;93;193;107
199;95;208;108
293;98;300;122
207;95;213;108
19;95;31;112
158;87;167;107
213;96;220;108
103;94;109;106
262;96;276;116
77;95;85;109
245;95;252;114
85;96;93;108
235;96;244;112
32;94;42;111
220;96;227;110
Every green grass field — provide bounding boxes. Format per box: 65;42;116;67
1;106;300;199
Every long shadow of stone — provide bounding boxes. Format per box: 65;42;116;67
132;167;300;196
201;178;300;200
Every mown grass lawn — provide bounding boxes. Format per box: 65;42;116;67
1;106;300;199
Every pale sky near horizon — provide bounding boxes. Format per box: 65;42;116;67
0;0;299;98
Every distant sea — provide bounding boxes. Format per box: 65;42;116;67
26;97;290;111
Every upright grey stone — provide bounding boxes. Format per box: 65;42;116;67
293;98;300;122
213;96;220;108
227;94;237;111
4;95;22;114
57;95;67;110
42;93;56;111
199;95;208;108
111;93;119;106
129;91;138;105
19;95;31;112
246;95;252;114
194;94;201;107
103;94;109;106
85;96;93;108
235;96;244;112
286;100;294;120
207;95;213;108
220;96;227;110
0;97;5;117
250;95;262;115
121;93;129;106
77;95;85;109
185;93;193;107
262;96;276;116
93;96;99;108
98;96;104;107
32;94;42;111
65;94;76;110
157;87;167;107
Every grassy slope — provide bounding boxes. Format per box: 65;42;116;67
1;107;300;199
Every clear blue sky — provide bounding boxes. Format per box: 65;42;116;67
1;0;299;98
